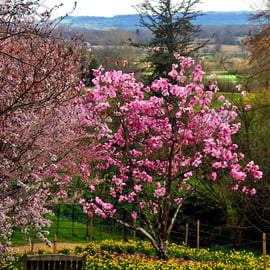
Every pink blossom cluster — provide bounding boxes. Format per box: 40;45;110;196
0;2;93;255
80;197;116;218
77;55;262;231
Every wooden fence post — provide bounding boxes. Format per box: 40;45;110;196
56;204;60;236
263;232;267;270
133;219;136;242
31;229;35;253
197;220;200;250
122;210;127;242
89;215;93;242
53;234;57;254
72;204;75;237
185;223;189;246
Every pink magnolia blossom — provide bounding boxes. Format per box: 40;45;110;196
211;172;217;181
242;186;249;194
89;185;95;192
253;171;263;179
218;95;225;102
154;187;166;198
134;185;142;192
74;54;262;261
174;198;183;205
139;201;145;209
236;84;242;91
241;91;247;96
87;211;93;217
131;211;137;220
168;69;178;79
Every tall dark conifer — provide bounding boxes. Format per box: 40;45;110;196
134;0;206;82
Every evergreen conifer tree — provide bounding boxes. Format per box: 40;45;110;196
134;0;206;82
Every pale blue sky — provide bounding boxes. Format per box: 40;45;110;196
44;0;260;18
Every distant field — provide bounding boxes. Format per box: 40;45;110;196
204;74;238;84
203;44;243;52
92;44;244;54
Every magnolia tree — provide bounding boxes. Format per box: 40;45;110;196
78;55;262;260
0;0;93;255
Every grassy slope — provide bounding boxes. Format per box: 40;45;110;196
11;215;124;246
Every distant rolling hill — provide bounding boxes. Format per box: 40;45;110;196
61;11;253;30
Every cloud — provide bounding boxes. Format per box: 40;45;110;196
45;0;254;18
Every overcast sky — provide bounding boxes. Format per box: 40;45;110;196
44;0;260;18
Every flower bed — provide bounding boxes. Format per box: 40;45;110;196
2;240;267;270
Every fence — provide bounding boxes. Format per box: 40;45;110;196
45;204;269;253
46;204;136;242
170;219;266;252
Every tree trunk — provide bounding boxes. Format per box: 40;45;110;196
232;228;242;250
157;239;169;260
134;226;170;259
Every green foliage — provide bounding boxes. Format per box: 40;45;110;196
134;0;204;83
232;92;270;233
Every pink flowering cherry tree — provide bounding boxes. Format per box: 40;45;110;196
79;55;262;260
0;0;94;256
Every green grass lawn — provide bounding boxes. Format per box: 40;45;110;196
11;215;125;246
